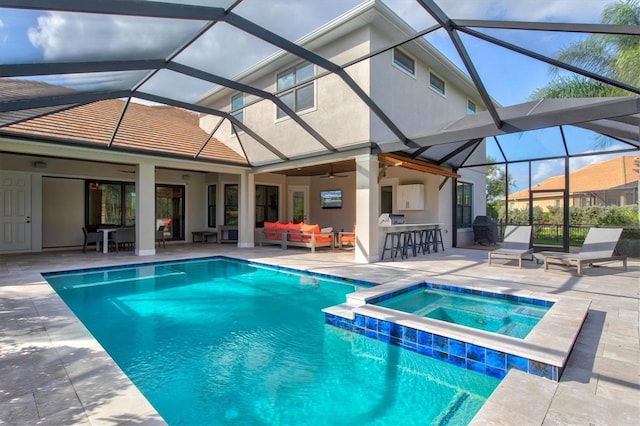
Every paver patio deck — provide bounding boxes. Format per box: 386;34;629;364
1;244;638;425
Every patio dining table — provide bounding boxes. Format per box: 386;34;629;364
97;228;117;253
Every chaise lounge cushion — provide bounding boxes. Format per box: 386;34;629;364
286;222;303;241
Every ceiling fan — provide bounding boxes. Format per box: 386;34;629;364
320;164;348;179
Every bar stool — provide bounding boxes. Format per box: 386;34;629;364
381;231;403;260
432;228;445;252
415;229;429;255
400;230;414;258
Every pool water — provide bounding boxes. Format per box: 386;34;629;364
45;258;499;425
375;287;551;338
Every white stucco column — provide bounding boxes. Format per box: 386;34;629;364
238;170;255;248
354;154;380;263
135;162;155;256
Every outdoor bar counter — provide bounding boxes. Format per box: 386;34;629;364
378;222;444;259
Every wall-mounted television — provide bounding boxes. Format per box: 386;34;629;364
320;190;342;209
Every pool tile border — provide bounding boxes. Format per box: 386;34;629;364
325;310;560;381
42;255;375;288
324;280;590;383
368;281;555;308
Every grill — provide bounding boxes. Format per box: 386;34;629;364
473;216;497;245
378;214;406;225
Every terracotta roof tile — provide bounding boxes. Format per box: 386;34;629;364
509;156;639;199
1;81;247;165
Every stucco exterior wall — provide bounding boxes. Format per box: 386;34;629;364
369;27;481;145
200;26;374;163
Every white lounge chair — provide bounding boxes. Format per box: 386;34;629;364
488;225;533;268
538;227;627;276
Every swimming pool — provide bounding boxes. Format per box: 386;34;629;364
374;286;552;338
44;257;500;425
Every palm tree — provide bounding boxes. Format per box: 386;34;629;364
530;0;639;99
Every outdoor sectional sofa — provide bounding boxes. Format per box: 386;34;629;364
258;221;334;253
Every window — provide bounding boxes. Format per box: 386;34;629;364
208;184;216;228
276;62;314;119
429;72;446;95
467;99;476;114
255;185;278;227
231;93;244;125
456;182;473;228
86;181;135;228
224;184;238;226
85;181;187;240
392;48;415;75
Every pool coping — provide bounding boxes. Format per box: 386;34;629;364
323;279;591;379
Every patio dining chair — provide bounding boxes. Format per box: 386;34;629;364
111;227;136;252
537;227;627;276
156;225;166;248
488;225;533;268
82;227;103;253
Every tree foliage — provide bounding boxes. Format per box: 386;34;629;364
485;157;517;219
530;0;640;99
497;204;638;226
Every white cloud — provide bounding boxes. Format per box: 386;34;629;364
27;12;198;62
0;19;6;45
434;0;610;23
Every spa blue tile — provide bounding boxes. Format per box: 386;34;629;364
401;340;417;351
390;336;402;346
486;366;507;379
507;354;529;372
378;320;391;336
365;317;378;331
433;350;448;362
403;327;417;343
417;330;433;347
342;322;354;332
529;360;553;379
417;346;433;357
434;335;449;352
365;329;377;339
486;349;506;369
450;354;466;368
354;314;365;328
466;343;485;363
390;323;403;339
449;339;466;358
467;359;486;374
378;333;391;343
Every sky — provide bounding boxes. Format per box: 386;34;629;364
0;0;634;189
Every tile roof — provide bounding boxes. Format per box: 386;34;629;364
509;156;639;199
1;91;247;165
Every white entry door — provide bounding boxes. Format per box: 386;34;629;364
0;171;32;252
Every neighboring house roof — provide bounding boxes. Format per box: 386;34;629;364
2;94;248;165
509;156;639;200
